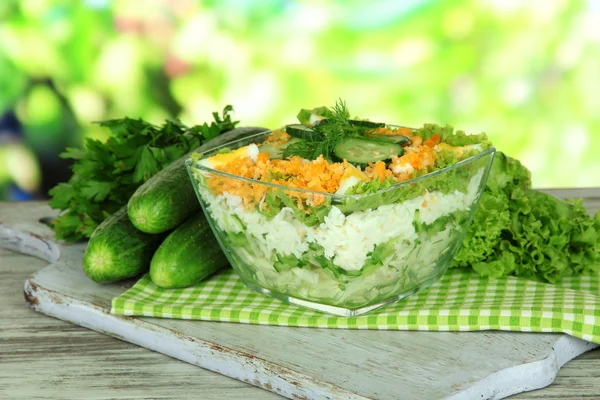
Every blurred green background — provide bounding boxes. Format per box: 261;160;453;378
1;0;599;201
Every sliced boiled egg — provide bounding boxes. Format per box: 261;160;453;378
336;165;369;194
309;113;327;126
199;144;260;169
392;161;414;175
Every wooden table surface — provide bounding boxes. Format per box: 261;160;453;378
1;197;600;400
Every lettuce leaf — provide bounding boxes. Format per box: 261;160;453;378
259;189;331;227
416;123;492;148
452;152;600;283
296;106;335;125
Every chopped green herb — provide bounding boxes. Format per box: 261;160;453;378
283;99;367;161
49;106;238;242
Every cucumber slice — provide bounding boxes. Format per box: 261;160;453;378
313;119;385;129
371;134;410;146
348;119;385;128
285;124;323;141
259;138;300;159
333;138;403;164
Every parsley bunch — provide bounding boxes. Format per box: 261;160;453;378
49;106;238;242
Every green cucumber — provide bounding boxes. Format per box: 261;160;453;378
150;213;229;288
83;206;165;283
128;127;268;234
128;157;198;234
372;134;411;146
259;137;300;159
312;119;385;129
285;124;323;141
348;119;385;128
333;138;403;164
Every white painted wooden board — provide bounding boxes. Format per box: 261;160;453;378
2;201;599;400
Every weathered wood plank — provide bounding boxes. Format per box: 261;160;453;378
2;191;600;400
0;248;279;400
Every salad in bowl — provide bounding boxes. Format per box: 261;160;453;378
186;101;496;316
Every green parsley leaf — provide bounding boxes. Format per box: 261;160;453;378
59;147;86;160
48;105;239;242
80;180;115;202
48;183;76;209
133;146;160;183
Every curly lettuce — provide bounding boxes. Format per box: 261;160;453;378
416;123;493;148
452;152;600;283
296;106;336;125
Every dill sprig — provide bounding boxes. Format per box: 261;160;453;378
283;99;367;161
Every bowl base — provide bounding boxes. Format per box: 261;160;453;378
240;270;444;317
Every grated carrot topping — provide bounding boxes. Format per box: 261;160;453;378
423;134;440;148
209;155;350;208
204;131;469;209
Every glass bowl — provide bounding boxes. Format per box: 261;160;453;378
185;130;496;316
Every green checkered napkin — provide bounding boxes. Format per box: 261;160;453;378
111;268;600;344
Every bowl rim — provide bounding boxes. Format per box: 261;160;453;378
185;128;496;200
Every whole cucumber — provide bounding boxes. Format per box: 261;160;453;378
128;126;268;234
149;213;229;288
83;206;165;283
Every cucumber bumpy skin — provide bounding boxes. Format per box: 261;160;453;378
127;126;269;234
149;213;229;288
83;206;166;283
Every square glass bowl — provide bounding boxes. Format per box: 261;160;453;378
185;130;496;316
